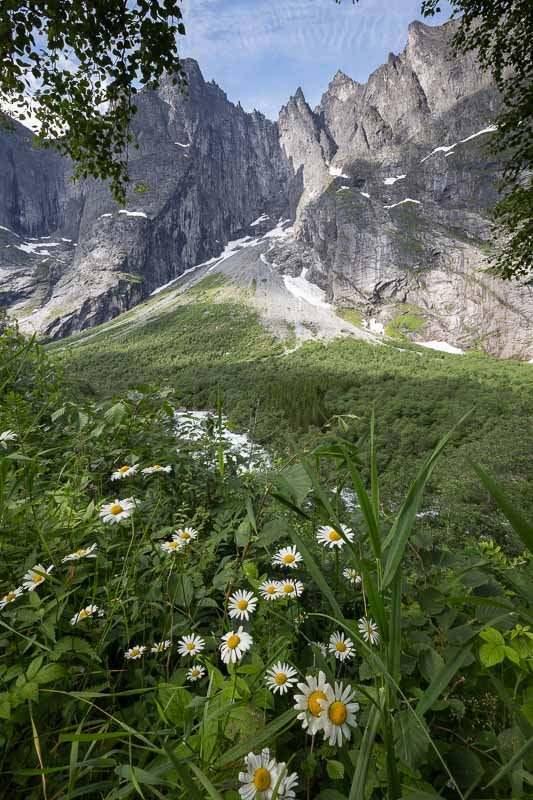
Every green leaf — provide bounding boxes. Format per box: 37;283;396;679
349;704;380;800
470;460;533;554
479;627;504;644
486;733;533;788
326;760;345;780
274;463;313;507
287;528;343;620
394;710;429;771
215;708;297;768
188;763;225;800
480;641;505;667
416;644;473;718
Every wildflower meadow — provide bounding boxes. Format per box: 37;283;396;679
1;326;532;799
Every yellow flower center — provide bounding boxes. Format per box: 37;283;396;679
185;642;195;650
328;530;342;541
110;504;123;515
78;609;90;619
191;668;200;677
32;574;44;583
179;532;191;540
283;584;295;594
335;641;347;652
266;585;277;595
75;548;86;556
329;701;347;726
253;768;271;791
308;690;327;716
153;465;161;469
168;541;179;549
237;599;248;610
118;466;130;473
5;592;16;602
275;672;287;685
283;553;296;563
227;634;241;649
131;648;140;657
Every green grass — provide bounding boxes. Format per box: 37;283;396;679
385;305;426;338
52;293;533;541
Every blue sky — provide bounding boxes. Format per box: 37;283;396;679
179;0;455;119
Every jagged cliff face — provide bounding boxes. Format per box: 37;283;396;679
0;21;532;357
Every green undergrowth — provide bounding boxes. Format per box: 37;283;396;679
50;297;533;544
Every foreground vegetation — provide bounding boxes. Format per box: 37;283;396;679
1;327;533;798
52;294;533;541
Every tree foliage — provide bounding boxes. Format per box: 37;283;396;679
0;1;186;201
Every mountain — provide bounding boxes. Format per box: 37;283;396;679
0;19;532;358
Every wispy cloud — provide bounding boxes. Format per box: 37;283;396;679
178;0;453;117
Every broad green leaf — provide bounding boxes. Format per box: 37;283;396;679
480;641;505;667
326;760;345;780
479;627;504;645
394;710;429;771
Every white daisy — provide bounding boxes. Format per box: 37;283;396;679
125;645;147;661
187;663;206;682
61;543;98;563
172;527;198;545
358;616;380;646
228;590;258;621
161;539;183;554
277;769;299;800
238;748;283;800
259;580;282;601
265;661;298;695
0;430;17;447
142;464;172;475
278;579;304;599
319;681;360;747
22;563;54;592
0;586;23;609
272;545;302;569
111;464;139;481
220;626;253;664
293;671;331;735
328;631;355;662
177;633;205;657
151;640;172;653
100;497;137;524
311;641;328;658
343;567;362;586
316;524;354;549
70;605;103;625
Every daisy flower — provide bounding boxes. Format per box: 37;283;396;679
278;579;304;599
319;681;360;747
328;631;355;662
293;671;331;735
111;464;139;481
100;497;137;524
343;567;362;586
220;626;253;664
0;430;17;447
228;590;258;621
22;563;54;592
62;543;98;563
187;664;206;682
70;605;103;625
278;770;299;800
177;634;205;657
238;748;283;800
151;640;172;653
358;616;380;646
172;527;198;546
125;645;147;661
259;580;281;601
142;464;172;475
311;641;328;658
272;545;302;569
265;662;298;695
316;524;354;550
161;539;183;554
0;586;23;609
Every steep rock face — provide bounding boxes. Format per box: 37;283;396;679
0;60;292;337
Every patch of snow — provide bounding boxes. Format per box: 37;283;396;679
362;318;385;335
337;186;351;193
460;125;497;144
61;237;73;242
100;213;113;218
174;410;271;473
13;242;56;256
250;213;270;226
383;174;406;185
420;144;457;163
150;256;220;296
264;221;293;239
384;198;422;210
0;225;20;238
118;210;148;219
419;341;465;355
174;141;190;148
329;165;349;179
283;270;330;309
360;192;370;199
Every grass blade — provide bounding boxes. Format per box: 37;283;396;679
485;734;533;788
215;708;297;768
287;529;344;619
349;703;380;800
